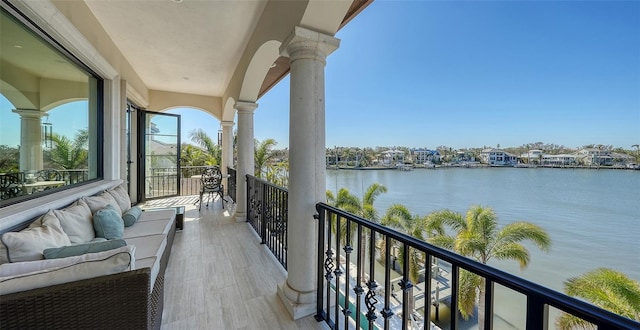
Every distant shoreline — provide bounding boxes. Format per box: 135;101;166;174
327;164;640;171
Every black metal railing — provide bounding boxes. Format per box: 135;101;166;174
145;166;211;198
246;174;288;269
315;203;639;330
227;167;236;202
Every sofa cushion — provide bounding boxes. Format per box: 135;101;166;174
125;235;166;294
43;239;127;259
108;184;131;214
138;208;176;223
122;206;142;227
93;205;124;240
83;191;121;215
125;235;166;262
1;210;71;262
0;245;135;295
123;218;173;239
53;199;95;244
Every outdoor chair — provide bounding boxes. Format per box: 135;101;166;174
37;169;62;182
0;173;25;200
198;166;224;210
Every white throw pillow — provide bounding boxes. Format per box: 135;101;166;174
83;191;121;215
0;245;135;295
53;199;95;244
0;210;71;262
108;184;131;214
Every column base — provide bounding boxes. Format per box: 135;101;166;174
277;280;317;320
235;211;247;223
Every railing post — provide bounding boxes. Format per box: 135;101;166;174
245;174;250;223
485;278;494;330
260;181;267;243
526;295;548;330
314;210;325;322
450;265;459;329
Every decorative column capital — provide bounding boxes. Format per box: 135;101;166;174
12;108;46;119
221;120;234;128
235;101;258;114
280;26;340;64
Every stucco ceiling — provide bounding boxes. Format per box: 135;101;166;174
84;0;268;97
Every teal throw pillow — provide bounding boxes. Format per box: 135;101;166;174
43;239;127;259
93;205;124;239
122;206;142;227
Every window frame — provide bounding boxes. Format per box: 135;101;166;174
0;2;104;208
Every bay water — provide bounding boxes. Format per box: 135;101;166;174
326;167;640;328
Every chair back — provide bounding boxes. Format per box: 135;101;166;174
37;169;62;181
201;167;222;190
0;173;25;200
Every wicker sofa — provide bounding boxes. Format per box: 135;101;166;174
0;181;176;330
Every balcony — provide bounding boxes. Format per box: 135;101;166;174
149;174;638;330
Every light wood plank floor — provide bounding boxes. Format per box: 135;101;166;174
153;197;327;330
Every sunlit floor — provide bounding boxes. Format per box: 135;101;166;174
140;196;326;330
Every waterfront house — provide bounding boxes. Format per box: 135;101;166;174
520;149;544;165
480;148;517;166
542;154;578;166
454;150;476;162
1;1;635;329
411;148;440;164
381;149;405;166
578;148;613;166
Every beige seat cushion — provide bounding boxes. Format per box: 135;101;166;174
138;209;176;223
125;235;166;293
123;218;173;239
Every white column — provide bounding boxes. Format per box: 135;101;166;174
12;109;46;173
277;26;339;319
234;101;257;222
220;120;234;195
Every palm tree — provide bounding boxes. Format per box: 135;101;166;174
180;144;215;167
254;138;277;178
380;204;445;318
428;206;551;329
49;129;89;169
326;183;388;281
189;128;221;165
557;268;640;329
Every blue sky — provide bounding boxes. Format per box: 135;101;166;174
2;1;638;151
251;0;640;150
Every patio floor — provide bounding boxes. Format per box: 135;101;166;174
140;196;326;330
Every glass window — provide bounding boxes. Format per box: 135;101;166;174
0;8;102;206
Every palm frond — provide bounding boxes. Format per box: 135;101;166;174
381;203;412;232
458;269;482;319
428;235;456;250
564;268;640;319
363;183;387;207
495;222;552;252
428;209;466;231
492;242;530;269
556;313;597;330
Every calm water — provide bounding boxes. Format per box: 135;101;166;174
327;167;640;327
